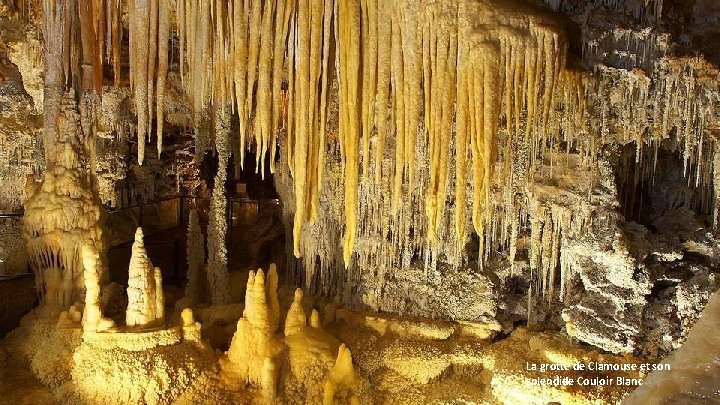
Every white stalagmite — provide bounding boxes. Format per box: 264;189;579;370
267;263;281;333
322;344;359;405
154;267;165;321
126;227;164;327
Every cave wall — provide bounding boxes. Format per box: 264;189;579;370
0;0;718;357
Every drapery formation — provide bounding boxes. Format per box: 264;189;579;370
25;0;110;309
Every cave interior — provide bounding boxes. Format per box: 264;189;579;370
0;0;719;403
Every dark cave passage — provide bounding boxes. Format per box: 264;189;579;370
613;142;714;232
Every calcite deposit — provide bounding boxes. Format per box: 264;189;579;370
0;0;719;403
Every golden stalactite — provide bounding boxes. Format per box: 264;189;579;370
337;0;361;267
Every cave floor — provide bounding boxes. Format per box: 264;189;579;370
0;356;55;405
0;304;646;405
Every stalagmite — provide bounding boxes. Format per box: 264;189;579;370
262;357;277;404
222;268;278;386
126;227;164;327
154;267;165;321
267;263;281;332
322;344;359;405
284;288;306;337
309;309;321;328
8;0;720;403
81;245;114;332
180;307;202;341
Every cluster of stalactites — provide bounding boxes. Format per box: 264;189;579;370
334;0;570;267
589;58;720;197
41;0;118;94
177;0;292;175
126;227;165;327
176;0;324;263
171;0;571;269
129;0;170;165
541;0;663;23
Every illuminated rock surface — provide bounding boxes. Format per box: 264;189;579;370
0;0;718;403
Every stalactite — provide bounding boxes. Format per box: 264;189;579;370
233;0;249;168
156;0;169;157
130;0;171;164
255;0;274;177
155;0;719;306
130;0;149;164
424;10;457;245
337;0;361;267
374;1;391;185
147;0;158;137
110;0;122;86
270;0;293;174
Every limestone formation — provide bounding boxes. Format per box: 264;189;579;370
284;288;306;337
80;245;114;332
126;227;164;327
323;344;359;405
222;268;278;387
3;0;720;403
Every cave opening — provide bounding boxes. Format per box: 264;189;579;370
614;141;714;233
